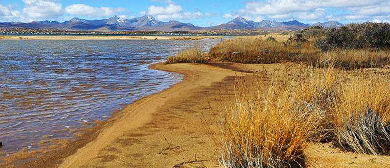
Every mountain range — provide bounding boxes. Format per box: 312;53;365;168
0;16;343;31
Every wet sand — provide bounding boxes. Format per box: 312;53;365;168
3;62;390;168
0;35;220;41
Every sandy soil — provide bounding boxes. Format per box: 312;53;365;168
3;62;390;168
55;63;245;168
0;35;220;41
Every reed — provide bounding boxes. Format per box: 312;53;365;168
209;37;320;64
165;47;210;64
209;37;390;69
219;65;390;167
332;72;390;155
219;66;335;167
317;49;390;69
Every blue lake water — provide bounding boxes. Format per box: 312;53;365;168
0;39;220;156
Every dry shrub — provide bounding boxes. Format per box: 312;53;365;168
209;36;390;69
265;37;277;42
219;65;390;168
317;49;390;69
165;48;209;64
219;66;335;168
333;73;390;155
209;37;320;64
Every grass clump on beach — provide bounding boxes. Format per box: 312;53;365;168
219;67;334;167
209;37;320;64
165;47;210;64
316;49;390;69
208;35;390;69
166;23;390;70
219;65;390;167
162;22;390;166
332;73;390;155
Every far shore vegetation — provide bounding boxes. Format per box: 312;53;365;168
166;22;390;168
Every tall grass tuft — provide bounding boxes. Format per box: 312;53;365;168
209;37;390;69
165;47;210;64
209;37;319;64
219;65;390;167
219;67;335;168
317;49;390;69
333;74;390;155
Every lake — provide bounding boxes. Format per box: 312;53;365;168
0;39;220;156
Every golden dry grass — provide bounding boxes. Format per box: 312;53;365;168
258;34;292;42
219;65;390;167
318;49;390;69
165;48;210;64
219;66;335;167
208;37;390;69
165;35;390;166
331;71;390;155
209;37;319;64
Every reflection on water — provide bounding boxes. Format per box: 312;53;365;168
0;39;220;156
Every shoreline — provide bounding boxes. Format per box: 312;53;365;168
4;62;390;167
1;62;245;167
57;63;244;168
0;35;222;41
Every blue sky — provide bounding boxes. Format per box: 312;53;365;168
0;0;389;26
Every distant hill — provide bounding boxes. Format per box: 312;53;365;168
0;15;200;31
0;16;343;32
313;21;344;28
212;17;340;31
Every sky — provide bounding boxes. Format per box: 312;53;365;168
0;0;389;26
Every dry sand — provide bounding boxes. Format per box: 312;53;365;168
3;62;390;168
57;63;244;168
0;35;220;41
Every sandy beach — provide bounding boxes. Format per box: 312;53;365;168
57;63;242;168
1;63;244;168
3;62;390;168
0;35;221;41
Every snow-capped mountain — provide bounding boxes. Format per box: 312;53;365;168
0;16;343;31
212;17;342;30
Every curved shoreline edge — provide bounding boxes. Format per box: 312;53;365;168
5;62;390;168
57;63;242;168
1;62;241;168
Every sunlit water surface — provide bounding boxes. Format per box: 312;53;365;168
0;39;220;156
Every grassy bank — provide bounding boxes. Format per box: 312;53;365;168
167;22;390;167
219;66;390;167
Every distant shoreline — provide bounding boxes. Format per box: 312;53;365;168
0;35;223;40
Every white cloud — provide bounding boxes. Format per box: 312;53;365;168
242;0;386;15
147;3;204;21
23;0;62;20
0;4;21;20
349;2;390;16
223;13;234;18
65;4;124;17
236;0;390;22
151;0;174;4
148;4;182;15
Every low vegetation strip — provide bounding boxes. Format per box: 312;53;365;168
166;22;390;167
167;23;390;70
219;67;327;168
165;48;210;64
220;66;390;167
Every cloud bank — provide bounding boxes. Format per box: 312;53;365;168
0;0;389;24
224;0;390;23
